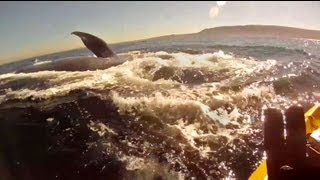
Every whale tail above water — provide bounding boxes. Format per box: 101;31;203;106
16;31;125;73
71;31;116;58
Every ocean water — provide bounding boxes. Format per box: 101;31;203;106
0;37;319;179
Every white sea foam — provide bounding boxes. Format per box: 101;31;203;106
33;60;52;66
1;50;316;179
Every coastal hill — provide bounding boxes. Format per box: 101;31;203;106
145;25;320;42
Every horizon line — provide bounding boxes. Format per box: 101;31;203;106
2;23;320;65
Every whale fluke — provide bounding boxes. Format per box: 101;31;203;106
16;31;126;73
71;31;116;58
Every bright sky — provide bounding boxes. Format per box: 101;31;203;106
1;1;320;64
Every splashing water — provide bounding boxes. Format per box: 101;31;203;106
0;49;319;179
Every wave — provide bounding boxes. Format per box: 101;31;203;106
0;50;319;179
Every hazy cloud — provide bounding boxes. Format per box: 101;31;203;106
209;1;227;19
209;6;220;18
217;1;227;7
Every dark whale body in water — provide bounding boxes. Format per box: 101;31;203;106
17;57;126;73
17;31;125;73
